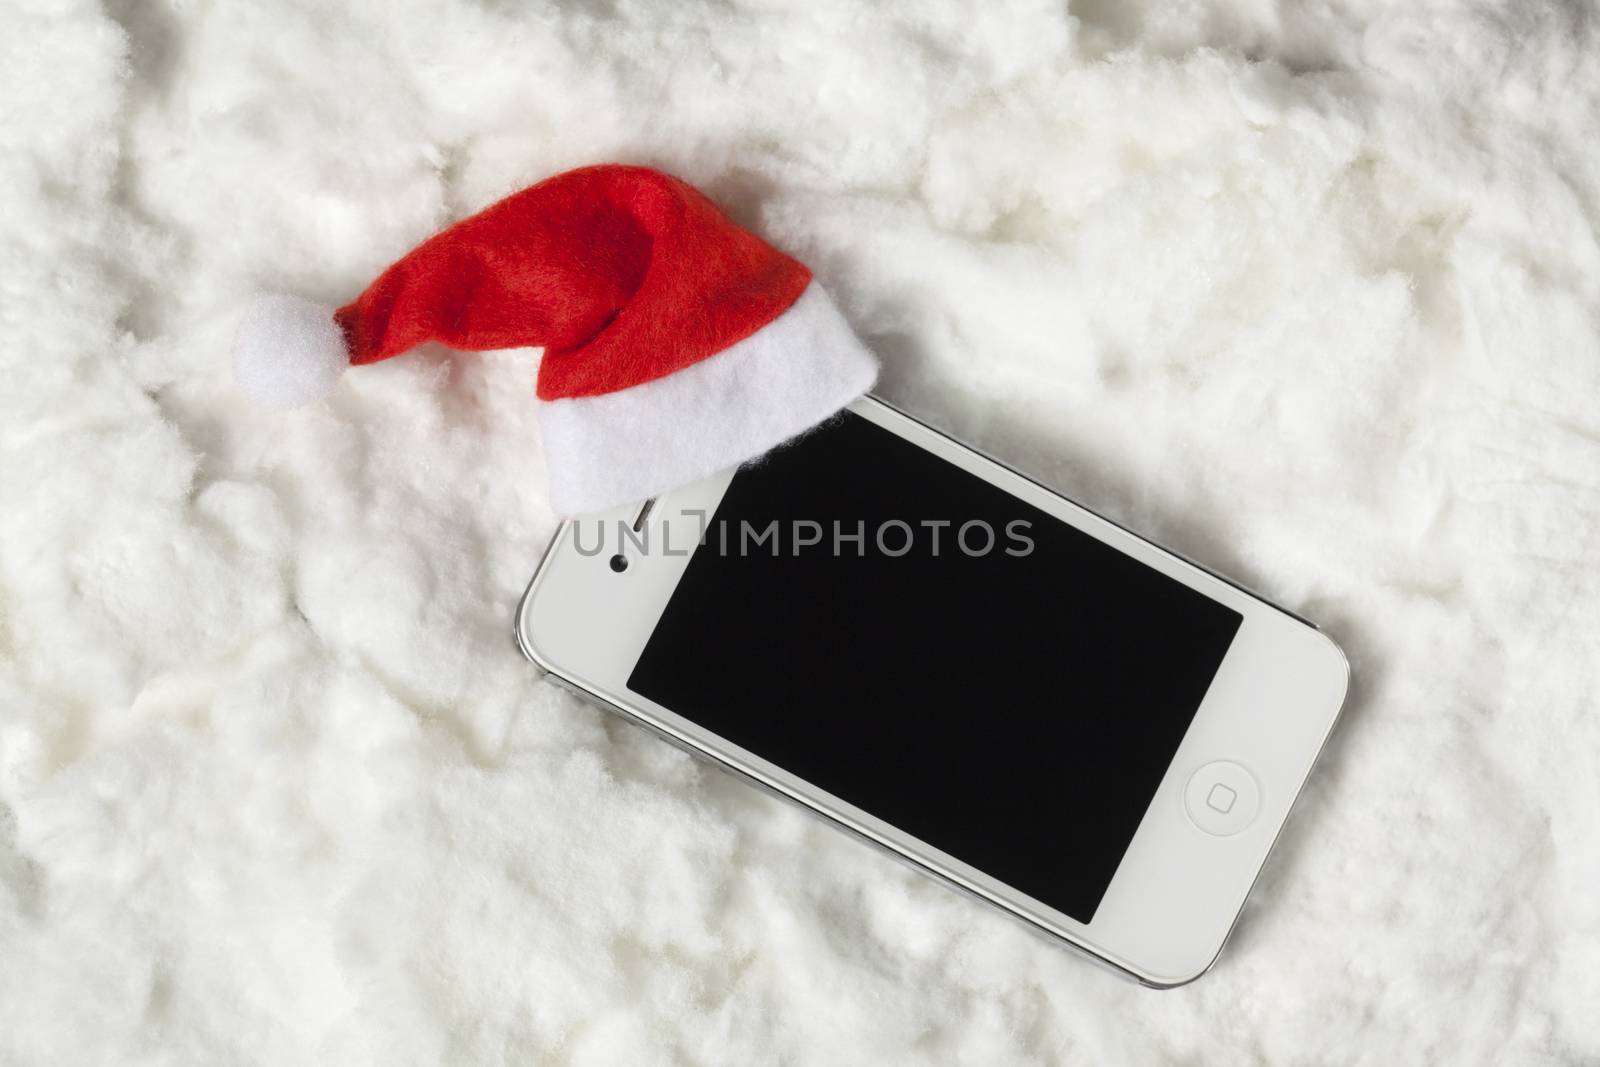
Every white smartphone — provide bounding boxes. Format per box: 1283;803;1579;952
515;395;1348;986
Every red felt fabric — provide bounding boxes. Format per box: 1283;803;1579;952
332;164;813;400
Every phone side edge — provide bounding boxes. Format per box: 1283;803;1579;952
513;519;573;674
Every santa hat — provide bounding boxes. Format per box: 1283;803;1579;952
233;164;877;515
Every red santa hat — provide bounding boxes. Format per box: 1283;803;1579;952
233;164;877;515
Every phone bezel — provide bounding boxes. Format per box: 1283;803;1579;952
515;395;1349;986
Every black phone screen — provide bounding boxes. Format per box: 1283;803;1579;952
627;411;1241;922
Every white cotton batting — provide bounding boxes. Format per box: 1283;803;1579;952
232;293;349;409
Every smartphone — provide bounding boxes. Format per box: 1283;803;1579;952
515;395;1348;986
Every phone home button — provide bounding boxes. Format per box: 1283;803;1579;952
1184;761;1261;836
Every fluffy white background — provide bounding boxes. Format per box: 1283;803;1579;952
2;0;1598;1063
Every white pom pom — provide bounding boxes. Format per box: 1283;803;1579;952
232;294;349;409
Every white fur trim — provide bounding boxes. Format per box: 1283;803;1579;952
539;282;878;515
233;294;348;409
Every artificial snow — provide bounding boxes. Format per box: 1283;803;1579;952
2;0;1598;1063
